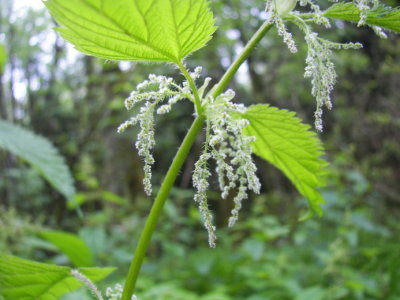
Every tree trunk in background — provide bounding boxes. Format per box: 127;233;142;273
7;24;17;123
44;31;62;105
0;2;5;120
0;73;6;120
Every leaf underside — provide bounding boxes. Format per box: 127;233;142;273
0;120;75;201
0;255;115;300
324;3;400;33
44;0;217;63
242;104;327;216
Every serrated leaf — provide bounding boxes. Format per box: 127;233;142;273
0;255;115;300
0;43;6;73
44;0;216;63
0;120;75;201
242;104;327;216
38;230;95;267
324;3;400;33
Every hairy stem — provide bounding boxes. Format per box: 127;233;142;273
121;116;205;300
121;18;274;300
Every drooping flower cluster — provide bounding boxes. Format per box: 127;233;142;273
370;24;388;39
353;0;380;26
265;0;298;53
119;68;261;247
302;32;362;131
299;0;331;27
71;269;104;300
274;14;298;53
352;0;387;37
105;284;124;300
297;0;382;26
118;69;201;195
105;283;138;300
71;270;138;300
312;0;386;35
267;0;366;131
192;150;216;247
193;88;261;247
328;0;385;34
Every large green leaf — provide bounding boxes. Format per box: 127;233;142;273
0;255;115;300
242;104;327;216
44;0;216;63
0;120;75;201
324;3;400;33
38;230;95;267
0;43;6;73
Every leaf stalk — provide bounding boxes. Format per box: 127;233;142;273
177;61;204;116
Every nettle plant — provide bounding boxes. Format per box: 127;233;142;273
1;0;399;299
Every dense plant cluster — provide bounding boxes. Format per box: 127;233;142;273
0;0;399;300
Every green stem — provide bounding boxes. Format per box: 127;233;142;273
121;116;205;300
211;21;273;98
121;18;274;300
177;61;204;116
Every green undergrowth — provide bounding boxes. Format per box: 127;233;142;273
2;157;399;300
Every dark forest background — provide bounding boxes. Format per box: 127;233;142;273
0;0;399;299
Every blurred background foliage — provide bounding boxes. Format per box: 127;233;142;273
0;0;399;299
